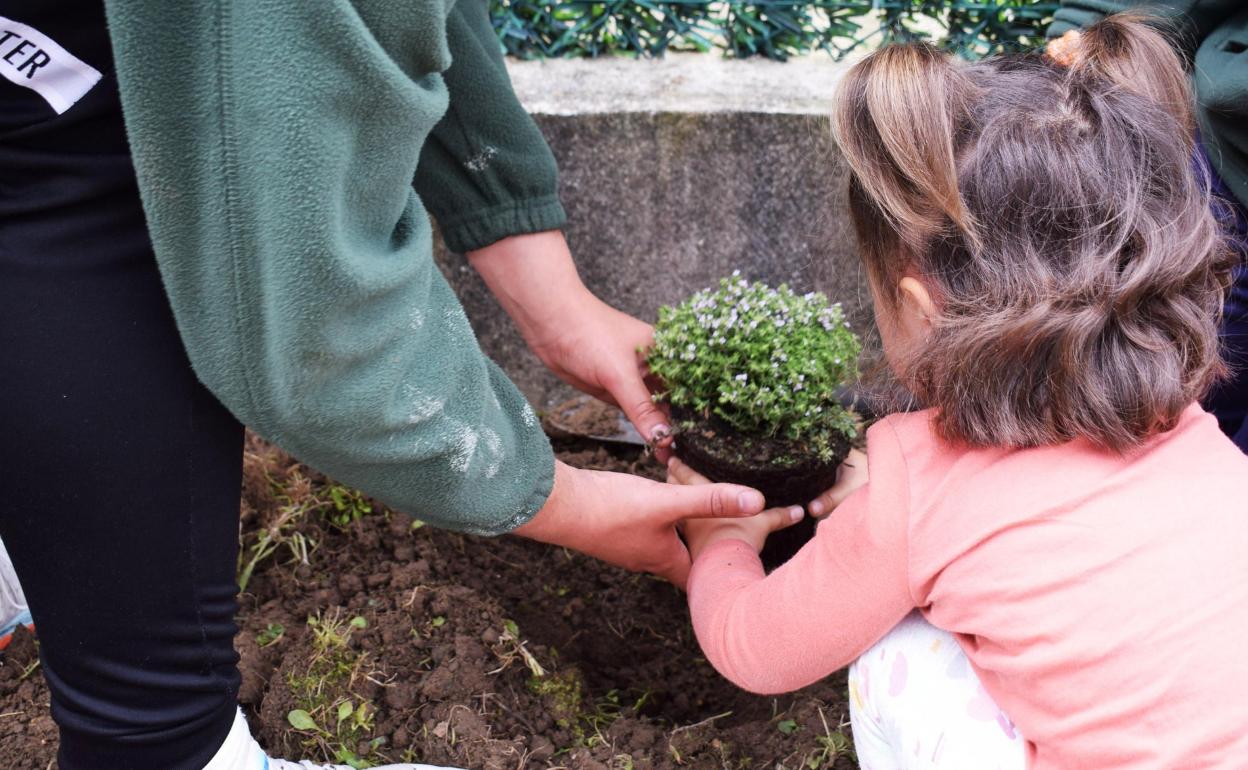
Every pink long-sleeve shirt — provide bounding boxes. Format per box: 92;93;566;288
688;404;1248;769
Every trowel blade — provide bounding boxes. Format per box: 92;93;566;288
542;394;647;446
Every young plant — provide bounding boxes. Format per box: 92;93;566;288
647;273;860;463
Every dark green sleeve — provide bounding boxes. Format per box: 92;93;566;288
415;0;567;253
101;0;554;535
1048;0;1241;55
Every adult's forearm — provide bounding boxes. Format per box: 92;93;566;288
468;231;589;345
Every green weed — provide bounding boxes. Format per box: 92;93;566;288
324;484;373;529
284;610;387;769
256;623;285;648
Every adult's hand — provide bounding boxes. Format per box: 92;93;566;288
468;231;671;445
513;461;766;589
667;458;804;559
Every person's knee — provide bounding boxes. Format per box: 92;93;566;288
853;612;958;712
849;613;1026;770
45;637;240;770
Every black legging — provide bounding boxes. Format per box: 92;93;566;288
0;7;243;769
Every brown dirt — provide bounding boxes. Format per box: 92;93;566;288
0;627;57;767
0;434;855;770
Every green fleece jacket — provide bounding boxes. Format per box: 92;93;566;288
1049;1;1248;207
100;0;562;535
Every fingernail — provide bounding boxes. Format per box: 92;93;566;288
788;506;804;522
651;423;671;441
809;500;825;516
739;490;765;513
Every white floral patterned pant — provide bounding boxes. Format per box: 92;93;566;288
849;612;1027;770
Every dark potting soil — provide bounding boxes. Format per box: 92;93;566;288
671;408;851;510
671;408;853;570
0;435;856;770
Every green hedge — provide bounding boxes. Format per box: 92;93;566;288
490;1;1059;61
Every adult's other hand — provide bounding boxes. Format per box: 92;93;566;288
513;461;765;589
468;231;672;448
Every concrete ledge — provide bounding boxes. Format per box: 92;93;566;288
436;55;868;410
505;53;849;115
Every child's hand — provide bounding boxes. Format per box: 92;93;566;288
1046;30;1083;66
667;458;804;558
807;449;868;517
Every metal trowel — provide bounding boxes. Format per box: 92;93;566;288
541;394;647;445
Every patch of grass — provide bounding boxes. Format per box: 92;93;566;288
324;484;374;529
284;610;388;769
528;669;585;732
804;708;854;769
238;441;385;590
517;645;650;755
237;476;318;592
237;455;320;591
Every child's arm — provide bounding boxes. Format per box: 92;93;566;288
683;427;916;695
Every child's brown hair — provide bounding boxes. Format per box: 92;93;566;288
833;13;1236;451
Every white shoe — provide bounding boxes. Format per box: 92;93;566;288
268;761;460;770
0;536;33;651
204;707;462;770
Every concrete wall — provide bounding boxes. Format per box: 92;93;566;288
435;54;869;410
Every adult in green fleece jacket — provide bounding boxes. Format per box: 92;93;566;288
0;1;767;769
1047;2;1248;451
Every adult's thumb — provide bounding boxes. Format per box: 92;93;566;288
650;480;766;523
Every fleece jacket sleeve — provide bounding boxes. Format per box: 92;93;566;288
415;0;567;253
100;0;555;535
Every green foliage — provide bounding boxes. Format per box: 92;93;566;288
490;1;1060;61
527;669;587;731
325;484;373;529
257;622;286;647
647;275;860;456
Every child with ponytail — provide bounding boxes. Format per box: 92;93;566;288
670;14;1248;769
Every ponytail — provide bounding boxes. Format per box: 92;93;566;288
1063;13;1195;138
832;43;979;258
